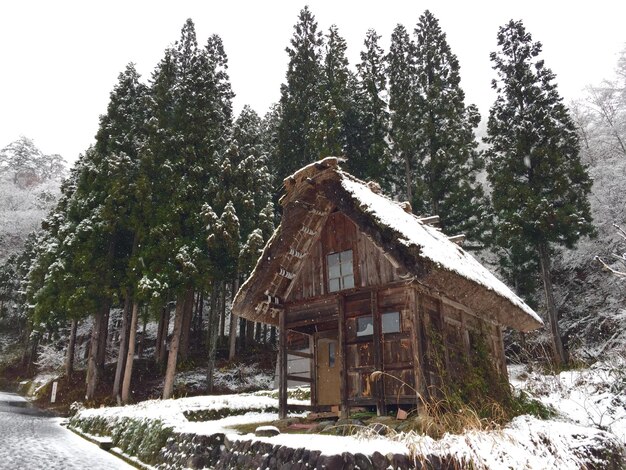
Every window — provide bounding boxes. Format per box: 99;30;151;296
327;249;354;292
381;311;401;334
356;315;374;337
328;342;336;367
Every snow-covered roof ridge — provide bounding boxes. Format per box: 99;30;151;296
338;170;542;326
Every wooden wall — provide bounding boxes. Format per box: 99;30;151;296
287;211;406;302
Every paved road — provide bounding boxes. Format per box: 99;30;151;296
0;391;132;469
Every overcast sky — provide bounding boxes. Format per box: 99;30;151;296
1;0;625;164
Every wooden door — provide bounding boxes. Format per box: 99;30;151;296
316;333;341;405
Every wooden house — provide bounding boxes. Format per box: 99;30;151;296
232;157;543;418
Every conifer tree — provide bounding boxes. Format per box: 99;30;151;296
315;25;355;158
387;24;417;202
412;11;486;240
485;20;594;366
351;29;390;186
138;19;234;399
275;6;323;183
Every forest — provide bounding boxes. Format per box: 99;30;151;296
0;7;624;411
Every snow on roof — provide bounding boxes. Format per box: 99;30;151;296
340;173;542;325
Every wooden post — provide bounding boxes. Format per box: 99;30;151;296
278;308;288;419
409;287;425;412
309;334;317;409
338;294;348;418
372;289;386;416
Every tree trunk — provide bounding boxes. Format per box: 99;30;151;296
270;326;276;345
219;290;226;347
85;310;105;400
121;301;139;404
196;291;204;344
206;281;221;393
179;288;194;361
228;279;239;360
255;322;262;343
138;315;147;358
112;296;131;400
22;328;39;375
538;242;568;367
239;318;246;351
163;288;193;399
98;303;110;367
246;320;255;348
65;319;78;380
155;305;170;365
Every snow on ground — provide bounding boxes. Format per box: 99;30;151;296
74;379;624;468
71;360;626;468
387;415;618;469
510;358;626;444
75;390;307;435
234;430;411;457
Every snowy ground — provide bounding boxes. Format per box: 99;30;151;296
71;361;626;469
0;390;132;469
510;358;626;444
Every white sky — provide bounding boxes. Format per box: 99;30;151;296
1;0;625;164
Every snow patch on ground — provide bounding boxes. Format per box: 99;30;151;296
510;359;626;444
389;415;619;469
75;390;306;435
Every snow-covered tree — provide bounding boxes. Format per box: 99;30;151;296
485;20;594;366
387;24;417;202
349;29;390;186
274;6;324;184
411;11;486;241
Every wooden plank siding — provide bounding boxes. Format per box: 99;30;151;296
287;212;406;303
281;208;509;413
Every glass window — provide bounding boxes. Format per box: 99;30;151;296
382;312;401;334
327;249;354;292
328;342;336;368
356;315;374;337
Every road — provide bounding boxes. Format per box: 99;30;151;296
0;390;133;469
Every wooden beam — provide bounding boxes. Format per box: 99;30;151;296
338;295;348;419
310;334;317;408
287;349;314;359
417;215;440;226
300;226;316;236
288;248;306;259
266;294;284;308
372;289;386;416
279;267;295;280
278;309;288;419
447;234;465;245
287;374;313;383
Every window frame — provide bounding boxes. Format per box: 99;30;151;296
326;249;355;293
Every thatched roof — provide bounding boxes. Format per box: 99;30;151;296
232;157;543;332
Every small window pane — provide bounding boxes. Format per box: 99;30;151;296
382;312;400;334
329;278;340;293
329;264;341;279
357;315;374;337
343;274;354;289
342;250;353;263
342;259;353;275
328;253;340;267
329;342;336;367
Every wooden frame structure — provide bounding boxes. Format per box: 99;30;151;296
232;158;543;419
